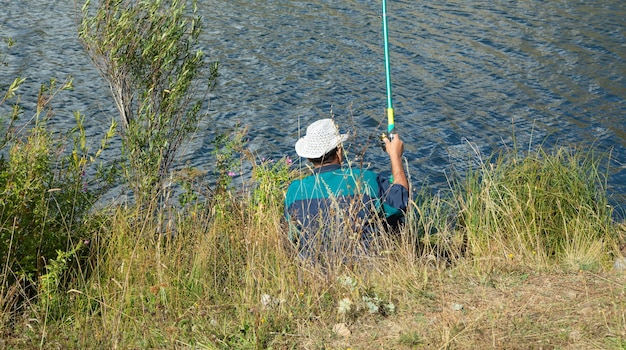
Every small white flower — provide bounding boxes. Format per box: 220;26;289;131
362;296;380;314
337;298;353;315
338;275;357;291
261;293;272;307
261;293;283;309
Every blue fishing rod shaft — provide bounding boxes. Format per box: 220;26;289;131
382;0;394;135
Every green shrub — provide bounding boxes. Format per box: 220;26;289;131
0;76;115;289
79;0;219;203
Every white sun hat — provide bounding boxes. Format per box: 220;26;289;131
295;119;349;158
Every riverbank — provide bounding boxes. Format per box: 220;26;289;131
1;144;624;349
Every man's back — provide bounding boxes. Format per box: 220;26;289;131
285;164;401;260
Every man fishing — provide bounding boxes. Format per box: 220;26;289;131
284;0;406;263
284;118;409;262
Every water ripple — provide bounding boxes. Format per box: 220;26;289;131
1;0;624;212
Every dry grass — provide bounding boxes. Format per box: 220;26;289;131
1;147;625;349
1;204;625;349
304;267;626;349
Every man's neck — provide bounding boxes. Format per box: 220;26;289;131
313;160;341;169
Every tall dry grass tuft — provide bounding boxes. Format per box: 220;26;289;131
456;144;620;272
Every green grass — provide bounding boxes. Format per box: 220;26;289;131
457;146;619;272
0;145;624;349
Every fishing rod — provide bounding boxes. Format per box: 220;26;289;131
381;0;395;143
380;1;408;186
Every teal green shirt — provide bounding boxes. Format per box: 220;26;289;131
284;164;408;258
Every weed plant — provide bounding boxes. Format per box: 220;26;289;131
0;77;115;288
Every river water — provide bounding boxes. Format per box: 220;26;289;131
2;0;625;213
